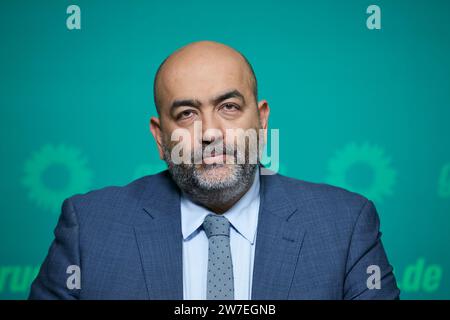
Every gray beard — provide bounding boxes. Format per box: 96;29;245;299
162;144;258;211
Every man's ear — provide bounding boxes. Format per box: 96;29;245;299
150;116;165;160
257;99;270;130
257;100;270;146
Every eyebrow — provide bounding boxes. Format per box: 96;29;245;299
210;89;246;106
170;98;202;111
170;89;246;112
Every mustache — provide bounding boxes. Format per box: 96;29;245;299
192;141;236;163
162;135;259;166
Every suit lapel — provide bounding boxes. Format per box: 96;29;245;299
134;171;183;300
252;173;307;299
132;170;307;300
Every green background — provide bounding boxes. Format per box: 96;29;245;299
1;0;449;299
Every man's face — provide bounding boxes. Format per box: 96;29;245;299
150;42;269;193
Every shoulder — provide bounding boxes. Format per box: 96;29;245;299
267;173;372;225
276;173;368;205
65;170;171;225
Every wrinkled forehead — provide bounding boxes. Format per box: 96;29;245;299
156;52;254;111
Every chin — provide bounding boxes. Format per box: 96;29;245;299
195;164;237;188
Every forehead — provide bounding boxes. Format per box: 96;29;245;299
157;53;253;108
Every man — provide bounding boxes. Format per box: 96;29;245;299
29;41;400;299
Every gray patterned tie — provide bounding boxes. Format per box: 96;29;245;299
202;214;234;300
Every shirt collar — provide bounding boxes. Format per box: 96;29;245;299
181;167;260;244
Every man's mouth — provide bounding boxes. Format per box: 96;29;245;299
203;153;227;165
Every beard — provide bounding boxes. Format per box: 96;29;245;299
161;135;259;211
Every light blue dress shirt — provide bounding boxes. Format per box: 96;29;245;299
181;169;261;300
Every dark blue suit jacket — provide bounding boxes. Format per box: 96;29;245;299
29;170;400;299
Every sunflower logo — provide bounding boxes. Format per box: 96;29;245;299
132;162;167;180
326;142;396;203
22;144;93;213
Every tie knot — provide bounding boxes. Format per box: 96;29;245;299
202;214;230;238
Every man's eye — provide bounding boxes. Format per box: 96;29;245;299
177;110;195;120
221;103;239;112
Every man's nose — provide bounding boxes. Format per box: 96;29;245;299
201;113;223;143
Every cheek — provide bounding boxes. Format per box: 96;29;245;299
241;107;261;126
163;126;196;151
226;112;260;132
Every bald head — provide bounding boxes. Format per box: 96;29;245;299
149;41;270;212
153;41;258;115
